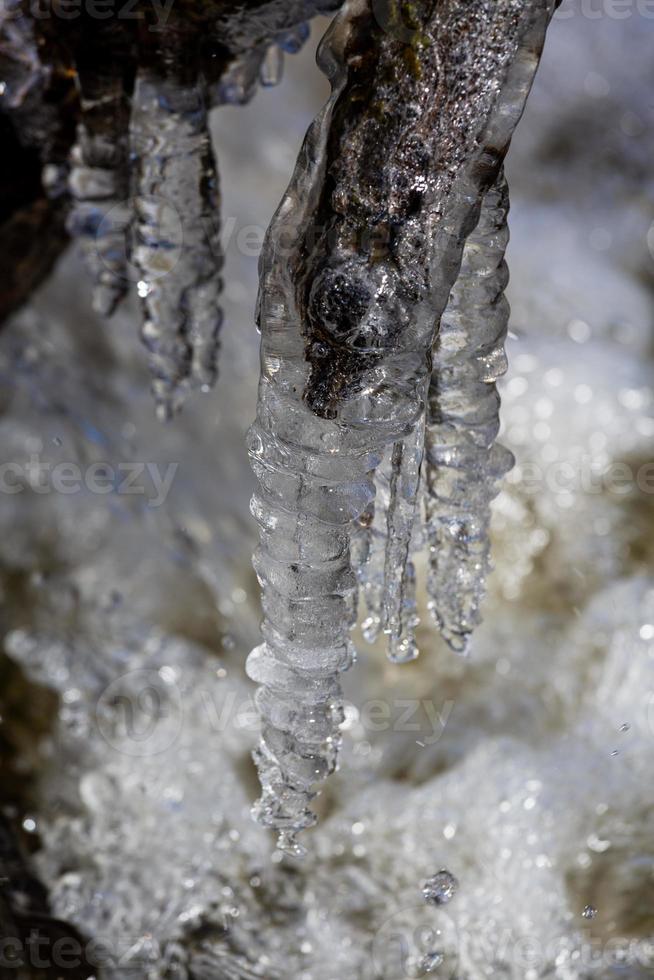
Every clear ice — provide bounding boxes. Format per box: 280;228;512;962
130;58;223;420
15;2;331;418
2;4;653;975
424;169;515;656
248;0;560;848
67;47;132;317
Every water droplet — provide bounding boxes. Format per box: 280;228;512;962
420;951;444;973
422;870;458;906
582;904;597;920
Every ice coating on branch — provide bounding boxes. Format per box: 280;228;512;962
129;62;223;420
247;0;559;848
425;170;514;655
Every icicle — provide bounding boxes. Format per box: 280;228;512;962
275;22;311;55
208;48;267;107
259;44;284;88
129;54;223;420
246;407;371;854
247;0;560;849
358;414;424;662
425;170;514;655
382;415;425;663
67;59;132;316
359;449;392;644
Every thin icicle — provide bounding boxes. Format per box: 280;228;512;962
425;170;514;655
67;61;131;316
360;419;425;659
129;58;223;420
382;415;425;663
359;448;392;644
259;44;284;88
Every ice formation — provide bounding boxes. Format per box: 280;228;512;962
424;169;514;655
248;0;561;850
67;36;132;318
1;0;339;416
130;56;224;420
1;4;653;973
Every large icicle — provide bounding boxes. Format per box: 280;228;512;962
247;0;560;850
67;42;133;316
129;51;223;420
425;171;514;655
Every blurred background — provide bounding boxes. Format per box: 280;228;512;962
0;1;653;977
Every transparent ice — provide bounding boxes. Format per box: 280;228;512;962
248;0;560;850
1;3;653;979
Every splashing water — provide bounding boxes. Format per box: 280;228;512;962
422;870;459;907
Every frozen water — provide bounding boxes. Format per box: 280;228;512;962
422;870;459;907
248;0;560;846
0;4;652;979
130;64;223;420
425;170;514;656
